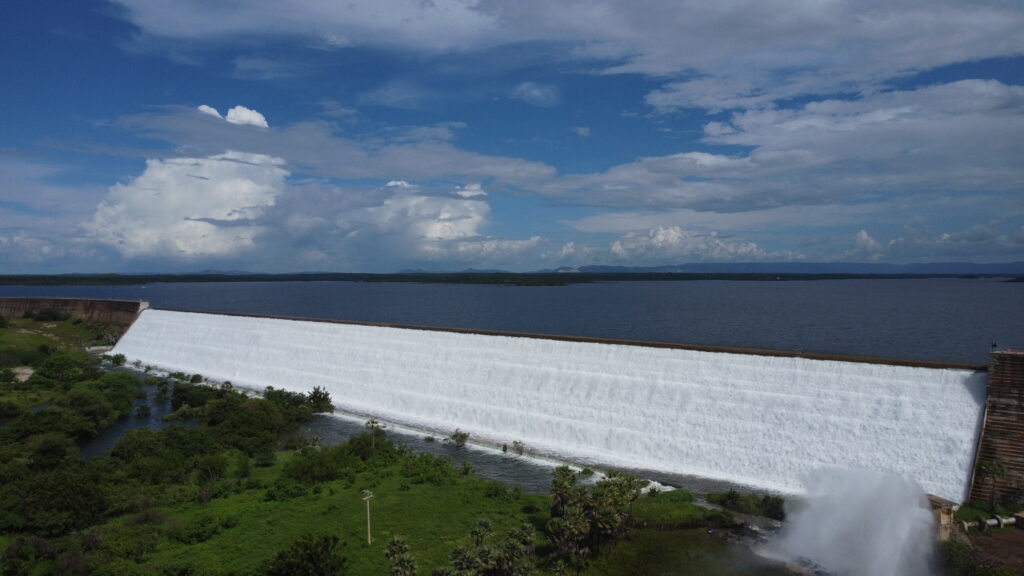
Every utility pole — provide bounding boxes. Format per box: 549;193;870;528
362;490;374;545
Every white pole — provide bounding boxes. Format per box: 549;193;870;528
362;490;374;545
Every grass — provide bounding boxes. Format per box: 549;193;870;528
83;451;550;575
632;490;733;528
581;529;789;576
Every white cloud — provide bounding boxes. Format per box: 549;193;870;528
572;126;591;137
543;81;1024;211
225;105;269;127
274;181;545;266
608;226;777;262
843;230;883;261
86;150;288;258
112;1;1024;111
118;106;556;185
454;183;486;198
512;82;560;107
197;104;222;119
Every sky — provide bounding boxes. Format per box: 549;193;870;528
1;0;1023;273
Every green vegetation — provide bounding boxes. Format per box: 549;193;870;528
707;489;786;521
447;429;470;448
5;315;1016;575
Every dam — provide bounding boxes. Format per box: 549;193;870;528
109;307;995;503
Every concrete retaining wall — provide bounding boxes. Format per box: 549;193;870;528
0;297;148;324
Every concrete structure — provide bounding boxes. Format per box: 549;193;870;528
113;308;989;502
970;350;1024;506
0;297;148;324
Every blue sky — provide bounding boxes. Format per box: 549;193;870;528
2;0;1023;273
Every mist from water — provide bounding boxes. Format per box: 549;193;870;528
775;468;936;576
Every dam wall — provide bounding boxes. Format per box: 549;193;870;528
113;308;988;502
970;351;1024;505
0;297;147;324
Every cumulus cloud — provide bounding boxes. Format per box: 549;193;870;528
85;151;288;258
609;226;777;262
197;104;269;127
225;105;269;127
261;179;546;269
512;82;560;107
197;104;222;119
844;230;884;261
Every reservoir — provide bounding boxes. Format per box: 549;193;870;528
1;277;1020;364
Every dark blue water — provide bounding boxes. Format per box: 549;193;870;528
81;380;193;459
2;278;1020;364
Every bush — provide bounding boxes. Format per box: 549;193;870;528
446;429;470;448
264;478;308;501
262;534;347;576
707;489;786;521
254;450;277;468
111;353;127;367
35;351;100;383
168;514;235;544
0;399;22;418
31;309;71;322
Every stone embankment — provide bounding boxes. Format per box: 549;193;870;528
0;297;148;324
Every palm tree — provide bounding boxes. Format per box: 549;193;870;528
366;418;386;458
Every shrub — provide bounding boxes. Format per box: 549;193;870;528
111;353;127;367
262;534;347;576
264;478;308;501
31;309;71;322
0;367;17;384
35;351;100;383
446;429;470;448
254;450;277;468
0;399;22;418
168;514;235;544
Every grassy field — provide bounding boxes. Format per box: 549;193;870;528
582;529;790;576
87;451;551;575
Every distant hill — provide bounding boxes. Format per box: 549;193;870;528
552;261;1024;275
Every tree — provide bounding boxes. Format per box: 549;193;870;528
366;418;386;458
308;386;334;413
385;537;418;576
431;520;535;576
262;533;347;576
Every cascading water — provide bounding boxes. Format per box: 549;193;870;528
772;469;936;576
112;309;987;503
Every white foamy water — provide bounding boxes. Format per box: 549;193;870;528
113;309;987;502
775;469;937;576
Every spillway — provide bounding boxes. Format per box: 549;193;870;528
112;309;988;502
